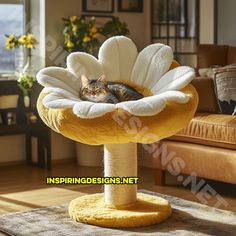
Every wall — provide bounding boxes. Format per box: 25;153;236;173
217;0;236;46
0;135;25;163
113;0;150;50
199;0;215;44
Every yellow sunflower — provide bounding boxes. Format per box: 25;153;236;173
18;35;27;44
5;35;16;49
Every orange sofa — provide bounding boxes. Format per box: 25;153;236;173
153;44;236;185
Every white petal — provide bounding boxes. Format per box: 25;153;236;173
130;44;173;88
73;101;115;119
116;90;189;116
42;87;79;100
38;75;77;95
116;96;166;116
98;36;138;81
37;67;80;94
67;52;103;79
155;90;190;103
43;93;78;108
152;66;195;94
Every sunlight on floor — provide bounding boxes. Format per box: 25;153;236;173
0;186;102;215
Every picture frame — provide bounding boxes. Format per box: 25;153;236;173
118;0;143;12
82;0;114;13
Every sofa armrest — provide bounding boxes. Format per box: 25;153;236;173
191;77;219;113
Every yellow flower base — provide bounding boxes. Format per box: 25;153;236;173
68;193;172;228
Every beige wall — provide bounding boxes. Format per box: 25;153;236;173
0;135;25;163
45;0;81;66
199;0;215;44
217;0;236;46
113;0;151;50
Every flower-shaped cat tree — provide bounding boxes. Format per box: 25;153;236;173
37;36;198;228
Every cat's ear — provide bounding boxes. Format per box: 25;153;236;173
81;75;89;86
98;75;107;84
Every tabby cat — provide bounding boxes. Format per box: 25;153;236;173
80;75;143;104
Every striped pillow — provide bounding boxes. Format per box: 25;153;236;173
213;64;236;115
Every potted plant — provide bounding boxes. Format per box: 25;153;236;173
63;16;100;55
62;16;129;55
5;33;38;107
101;17;129;37
17;73;35;107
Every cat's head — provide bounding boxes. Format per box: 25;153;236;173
80;75;109;102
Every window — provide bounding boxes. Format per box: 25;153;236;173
151;0;199;67
0;0;24;74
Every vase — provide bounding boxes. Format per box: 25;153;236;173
22;48;34;75
22;55;32;74
23;95;30;108
14;48;24;76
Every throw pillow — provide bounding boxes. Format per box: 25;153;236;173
213;64;236;115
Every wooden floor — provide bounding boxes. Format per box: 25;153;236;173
0;162;236;215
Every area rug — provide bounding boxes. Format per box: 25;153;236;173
0;190;235;236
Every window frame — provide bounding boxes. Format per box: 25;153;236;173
151;0;199;66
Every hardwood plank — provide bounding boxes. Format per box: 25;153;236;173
0;163;235;215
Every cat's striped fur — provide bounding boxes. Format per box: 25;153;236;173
80;75;143;104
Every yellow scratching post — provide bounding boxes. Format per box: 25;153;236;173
37;36;198;228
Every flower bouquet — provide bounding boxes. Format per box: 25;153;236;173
5;33;38;106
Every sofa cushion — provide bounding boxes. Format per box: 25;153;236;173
169;113;236;150
161;140;236;185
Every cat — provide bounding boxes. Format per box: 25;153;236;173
79;75;143;104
